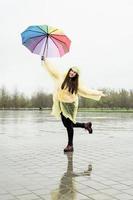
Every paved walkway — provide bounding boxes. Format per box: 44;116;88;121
0;113;133;200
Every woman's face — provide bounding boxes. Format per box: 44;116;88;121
69;69;77;78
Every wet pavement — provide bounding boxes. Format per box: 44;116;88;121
0;110;133;200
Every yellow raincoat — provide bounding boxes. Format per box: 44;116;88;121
42;60;104;123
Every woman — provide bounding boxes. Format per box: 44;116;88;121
41;57;105;152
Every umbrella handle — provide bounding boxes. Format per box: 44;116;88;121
41;56;45;61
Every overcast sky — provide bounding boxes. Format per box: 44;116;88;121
0;0;133;96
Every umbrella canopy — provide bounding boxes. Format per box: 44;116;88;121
21;25;71;58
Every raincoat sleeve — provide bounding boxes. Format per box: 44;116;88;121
78;80;105;101
41;59;61;80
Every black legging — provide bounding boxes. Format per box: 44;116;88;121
61;113;85;146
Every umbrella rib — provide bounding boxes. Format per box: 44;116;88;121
37;26;48;34
25;29;45;35
23;35;46;44
49;29;58;34
50;35;68;47
50;34;65;36
32;36;45;53
46;36;48;57
49;36;62;57
28;29;45;33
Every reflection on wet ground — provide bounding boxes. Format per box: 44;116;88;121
51;152;92;200
0;110;133;200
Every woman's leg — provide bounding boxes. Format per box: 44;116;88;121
61;113;93;152
61;113;92;134
72;121;92;133
61;113;74;146
72;121;84;128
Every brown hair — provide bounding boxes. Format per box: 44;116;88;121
61;68;79;94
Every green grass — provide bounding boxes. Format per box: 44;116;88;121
78;108;133;113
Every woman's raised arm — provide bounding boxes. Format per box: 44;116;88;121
41;57;61;80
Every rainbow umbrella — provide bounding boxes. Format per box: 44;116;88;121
21;25;71;58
